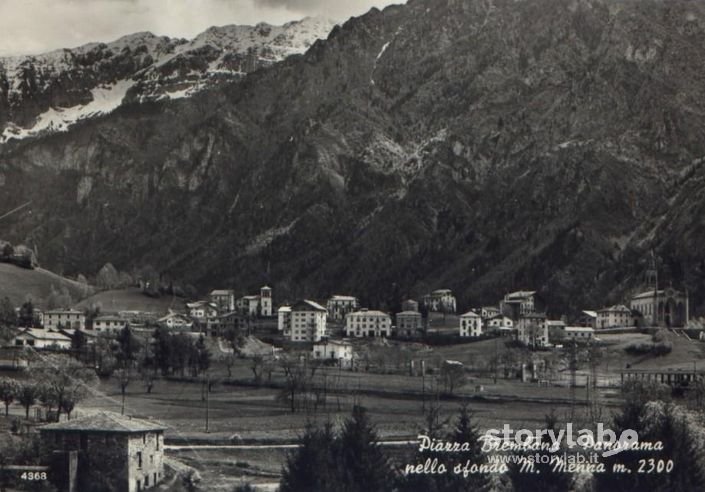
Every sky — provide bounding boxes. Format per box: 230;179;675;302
0;0;399;57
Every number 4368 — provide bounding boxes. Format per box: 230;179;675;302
21;472;47;481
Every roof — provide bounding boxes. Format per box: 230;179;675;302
631;289;685;300
348;310;390;318
278;306;291;313
187;301;216;309
488;314;511;321
329;295;357;302
565;326;595;333
505;290;536;300
261;285;272;290
240;295;260;301
40;412;167;434
430;289;453;295
597;305;631;313
460;311;480;317
396;311;422;316
291;300;327;312
157;313;191;323
210;289;234;296
582;310;598;318
15;328;71;341
546;320;566;327
94;315;124;322
45;309;84;315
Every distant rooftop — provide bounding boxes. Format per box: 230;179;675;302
16;328;71;341
349;310;389;317
210;289;234;296
460;311;480;317
40;412;167;434
329;295;357;301
291;300;327;312
631;289;685;300
505;290;536;299
598;304;631;313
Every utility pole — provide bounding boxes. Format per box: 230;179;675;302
494;336;498;384
205;374;210;433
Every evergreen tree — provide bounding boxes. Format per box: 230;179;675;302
337;405;394;492
445;405;492;492
280;423;337;492
18;301;35;328
506;411;574;492
596;398;705;492
0;296;15;328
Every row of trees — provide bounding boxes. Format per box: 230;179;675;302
0;357;97;422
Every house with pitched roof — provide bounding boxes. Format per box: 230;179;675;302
40;412;167;492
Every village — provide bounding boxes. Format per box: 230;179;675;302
1;253;704;491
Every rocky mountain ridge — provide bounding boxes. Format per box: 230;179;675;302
2;0;705;317
0;17;336;143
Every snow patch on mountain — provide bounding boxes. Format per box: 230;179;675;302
1;79;133;143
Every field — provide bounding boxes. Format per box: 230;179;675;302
0;263;93;308
4;330;705;490
73;288;185;314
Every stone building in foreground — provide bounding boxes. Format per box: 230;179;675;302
40;412;167;492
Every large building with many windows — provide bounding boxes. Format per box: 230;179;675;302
287;300;328;342
422;289;457;313
326;295;359;321
396;311;424;337
44;309;85;330
459;311;483;337
345;310;392;338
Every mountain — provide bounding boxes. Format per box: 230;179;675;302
0;17;336;143
2;0;705;317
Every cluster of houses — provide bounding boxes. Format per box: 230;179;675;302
3;274;692;364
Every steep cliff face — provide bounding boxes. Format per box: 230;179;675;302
2;0;705;315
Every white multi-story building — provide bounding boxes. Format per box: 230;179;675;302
44;309;85;330
289;300;327;342
93;315;127;334
500;291;536;320
345;310;392;338
209;289;235;313
187;301;218;321
486;315;514;334
278;306;292;335
596;305;632;329
422;289;457;313
563;326;595;341
396;311;423;337
312;340;354;368
326;295;359;321
236;286;273;317
157;312;194;331
459;311;483;337
516;313;548;347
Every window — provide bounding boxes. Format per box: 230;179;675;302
137;451;143;468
